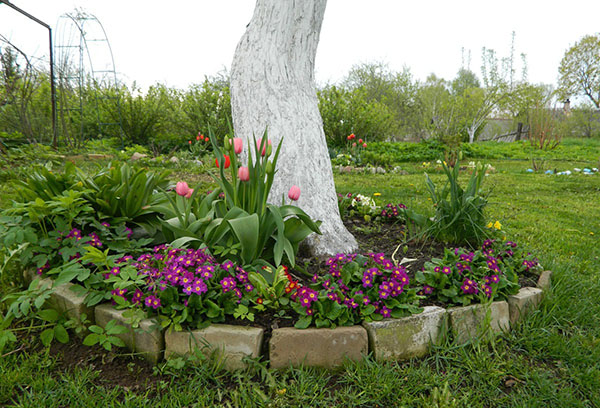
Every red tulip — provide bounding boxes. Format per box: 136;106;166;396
196;135;201;141
204;137;209;142
238;166;249;181
233;137;243;154
188;140;192;145
358;138;363;144
347;133;355;140
175;181;190;196
288;185;301;201
215;155;231;168
362;143;367;148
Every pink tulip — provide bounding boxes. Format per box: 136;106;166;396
185;188;194;199
352;142;357;147
288;185;301;201
256;138;272;156
233;138;243;154
238;166;249;181
175;181;190;196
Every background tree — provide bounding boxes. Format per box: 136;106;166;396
558;34;600;108
230;0;358;257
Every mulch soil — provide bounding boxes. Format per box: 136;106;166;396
19;217;538;392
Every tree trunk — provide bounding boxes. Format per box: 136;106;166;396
230;0;357;257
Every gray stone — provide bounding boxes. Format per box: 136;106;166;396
130;152;147;161
447;301;509;344
165;324;264;370
376;167;386;174
342;166;353;174
168;156;179;163
269;326;368;369
508;287;543;325
95;304;164;363
537;270;552;291
36;278;95;325
363;306;447;361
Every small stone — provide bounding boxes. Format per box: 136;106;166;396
342;166;353;174
537;270;552;291
45;280;95;325
95;304;163;363
165;324;264;370
376;167;386;174
363;306;447;361
369;167;376;174
130;152;147;161
507;287;543;325
269;326;368;369
447;301;509;344
168;156;179;163
87;153;111;160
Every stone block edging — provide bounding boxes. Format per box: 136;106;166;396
94;304;164;364
164;324;264;370
362;306;447;361
23;269;551;368
269;326;368;369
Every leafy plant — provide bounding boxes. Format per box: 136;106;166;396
292;253;421;329
83;319;127;351
158;130;320;269
425;156;490;246
415;240;528;306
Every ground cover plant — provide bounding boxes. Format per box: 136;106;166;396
0;138;598;407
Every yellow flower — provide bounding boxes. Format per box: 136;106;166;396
487;222;493;228
373;193;381;197
277;389;287;395
494;221;502;230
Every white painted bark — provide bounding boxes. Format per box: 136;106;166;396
230;0;357;257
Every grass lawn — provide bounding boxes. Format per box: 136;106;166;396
1;143;599;407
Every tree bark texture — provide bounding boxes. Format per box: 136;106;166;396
230;0;357;257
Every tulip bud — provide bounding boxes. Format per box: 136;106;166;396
224;137;230;149
233;138;243;154
458;150;463;161
175;181;190;196
288;185;301;201
238;166;250;181
265;160;274;174
266;143;273;157
257;138;272;156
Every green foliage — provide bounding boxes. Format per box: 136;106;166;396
159;131;320;268
558;34;600;108
425;158;489;246
318;85;395;147
416;243;521;307
82;319;127;351
77;162;171;231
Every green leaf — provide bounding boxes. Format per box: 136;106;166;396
228;213;260;265
40;328;54;346
38;309;59;322
294;315;312;329
88;325;104;334
54;324;69;343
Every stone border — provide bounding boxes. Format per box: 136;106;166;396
27;270;552;368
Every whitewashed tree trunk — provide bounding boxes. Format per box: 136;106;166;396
230;0;357;257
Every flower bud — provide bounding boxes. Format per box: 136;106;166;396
238;166;249;181
224;137;230;149
233;138;243;154
288;185;301;201
265;160;274;174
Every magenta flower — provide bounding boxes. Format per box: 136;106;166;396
288;185;301;201
233;137;243;154
220;276;236;292
175;181;190;196
238;166;250;181
144;295;161;309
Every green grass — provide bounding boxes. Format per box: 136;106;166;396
1;141;600;406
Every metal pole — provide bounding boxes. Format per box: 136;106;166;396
0;0;58;148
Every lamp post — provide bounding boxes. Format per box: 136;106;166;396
0;0;58;148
